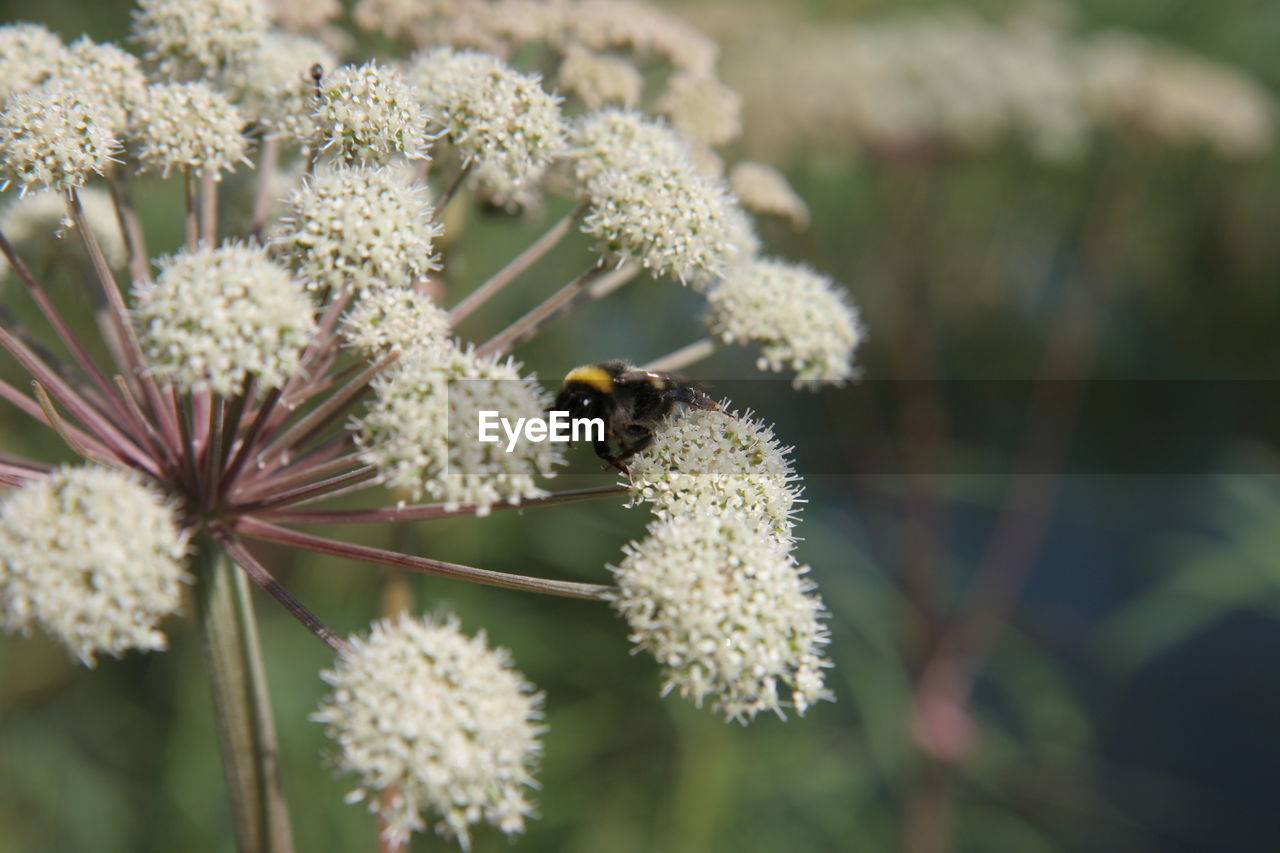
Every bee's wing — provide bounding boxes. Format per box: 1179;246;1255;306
613;369;678;386
618;370;721;411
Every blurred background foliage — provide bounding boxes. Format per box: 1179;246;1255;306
1;1;1279;852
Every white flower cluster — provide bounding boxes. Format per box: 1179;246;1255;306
1081;32;1275;158
568;108;689;187
608;509;831;721
0;187;125;281
132;82;249;179
730;10;1275;162
612;394;829;720
412;48;566;190
706;258;863;388
0;465;190;666
572;109;739;283
0;80;118;194
574;0;718;75
0;22;65;101
315;614;543;849
655;71;743;148
729;161;810;229
132;0;268;79
627;407;802;544
54;38;148;136
133;244;317;396
231;31;337;139
265;0;341;33
270;164;442;293
341;286;452;358
357;344;562;512
311;62;431;164
557;44;643;109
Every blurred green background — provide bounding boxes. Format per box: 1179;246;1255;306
2;1;1280;852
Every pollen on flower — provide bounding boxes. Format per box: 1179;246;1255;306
270;163;442;294
0;187;126;281
310;61;432;164
357;343;562;513
557;44;644;109
0;22;66;102
608;510;833;722
133;244;317;396
411;48;566;188
706;257;863;387
0;80;118;194
341;286;452;358
132;0;267;79
132;82;249;179
626;406;802;545
0;465;190;667
314;614;543;850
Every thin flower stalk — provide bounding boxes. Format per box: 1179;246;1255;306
235;516;614;600
478;260;608;356
449;201;589;323
260;483;628;524
642;337;716;373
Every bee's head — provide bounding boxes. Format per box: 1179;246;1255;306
552;382;608;421
552;364;618;419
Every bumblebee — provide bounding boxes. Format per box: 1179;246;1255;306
553;361;720;472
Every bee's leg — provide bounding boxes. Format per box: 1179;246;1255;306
613;427;654;469
592;437;625;473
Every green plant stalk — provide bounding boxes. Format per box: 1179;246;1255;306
193;536;296;853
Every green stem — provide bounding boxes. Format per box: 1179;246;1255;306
194;536;296;853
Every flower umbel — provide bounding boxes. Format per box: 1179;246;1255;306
706;257;863;386
0;80;118;194
310;62;431;164
314;614;543;850
626;406;803;545
0;3;839;848
357;343;562;512
609;510;832;721
270;163;442;294
133;244;316;396
0;465;190;666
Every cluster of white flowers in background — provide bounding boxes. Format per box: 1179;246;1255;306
0;186;123;279
722;6;1275;161
0;0;860;847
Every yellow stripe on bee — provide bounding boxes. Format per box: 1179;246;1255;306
564;365;615;394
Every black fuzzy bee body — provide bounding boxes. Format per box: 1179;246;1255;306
553;361;720;472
